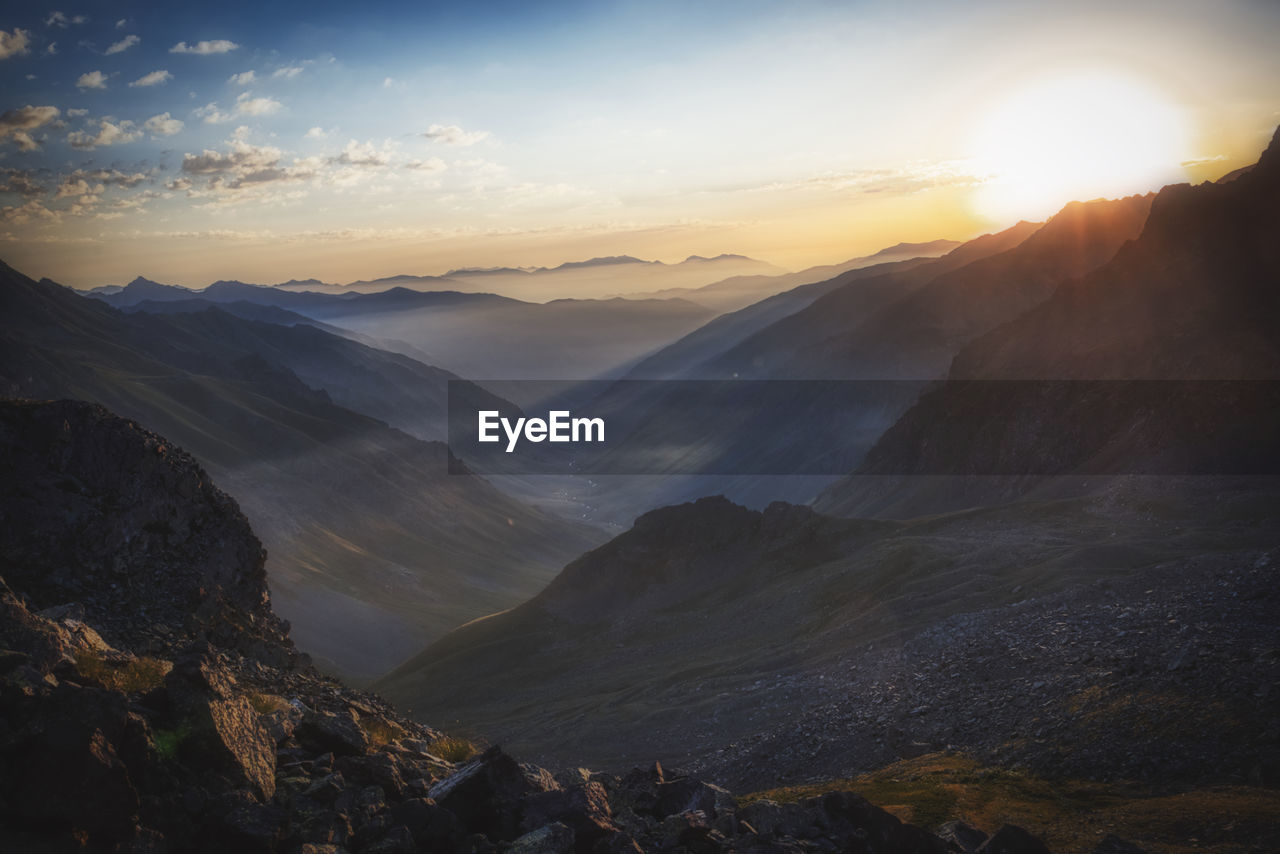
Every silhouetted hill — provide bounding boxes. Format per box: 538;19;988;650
816;127;1280;517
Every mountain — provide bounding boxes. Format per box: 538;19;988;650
815;126;1280;518
711;195;1151;382
2;398;1012;853
0;263;601;679
625;226;1037;381
612;240;961;313
377;490;1280;798
97;280;716;381
439;253;788;302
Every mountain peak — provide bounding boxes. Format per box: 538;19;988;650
549;255;652;272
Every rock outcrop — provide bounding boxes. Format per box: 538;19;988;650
0;399;1056;851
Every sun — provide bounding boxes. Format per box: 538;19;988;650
970;68;1193;223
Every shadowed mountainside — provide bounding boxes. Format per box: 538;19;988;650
1;397;1049;854
0;266;601;679
816;126;1280;518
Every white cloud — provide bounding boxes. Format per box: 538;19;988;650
234;92;282;117
45;42;56;56
404;157;447;174
144;112;184;137
180;132;316;191
194;102;232;124
0;28;31;59
105;34;139;55
329;139;392;168
382;77;395;88
82;168;150;188
228;70;256;86
422;123;490;146
76;70;108;90
56;176;103;198
0;105;60;152
1;198;59;224
272;66;302;79
66;108;88;117
45;12;87;28
195;93;281;124
170;39;238;55
305;126;329;139
129;69;172;87
67;118;140;150
166;177;193;192
115;18;126;29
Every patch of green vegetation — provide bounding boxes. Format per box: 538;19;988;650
152;720;194;762
75;651;171;694
427;735;481;763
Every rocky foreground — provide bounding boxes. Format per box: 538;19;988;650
0;399;1060;852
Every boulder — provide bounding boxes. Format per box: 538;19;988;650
163;654;276;801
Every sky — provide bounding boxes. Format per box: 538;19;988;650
1;0;1278;290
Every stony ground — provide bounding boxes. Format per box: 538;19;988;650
688;548;1280;794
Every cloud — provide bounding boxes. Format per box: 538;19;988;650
228;70;256;85
404;158;447;174
0;28;31;59
66;108;88;117
144;112;184;137
194;102;232;124
67;118;140;150
82;168;150;188
235;92;281;116
1;199;59;224
105;34;139;55
129;69;172;87
305;126;329;139
45;12;87;28
272;66;302;79
180;132;316;191
329;139;390;168
741;160;986;198
45;42;57;56
166;177;192;192
198;92;283;123
0;105;60;151
1;169;45;198
422;123;490;146
115;19;126;29
76;70;108;90
56;176;103;198
170;39;238;55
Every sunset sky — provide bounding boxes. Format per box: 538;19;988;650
1;0;1278;290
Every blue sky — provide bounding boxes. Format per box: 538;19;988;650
2;0;1278;289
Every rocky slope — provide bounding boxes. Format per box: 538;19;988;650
377;486;1279;806
0;398;1053;853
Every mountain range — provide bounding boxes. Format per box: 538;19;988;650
374;127;1280;838
4;119;1278;852
0;266;602;679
